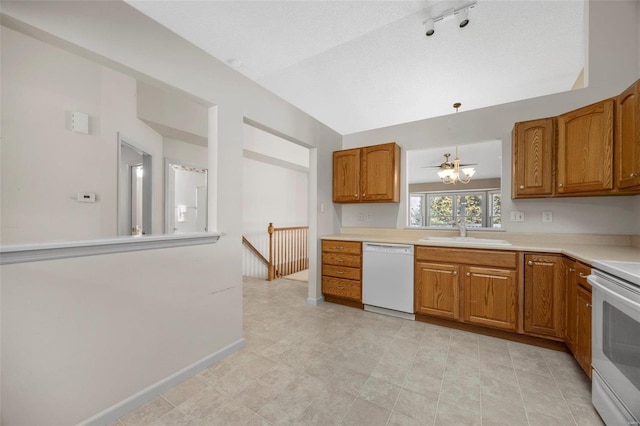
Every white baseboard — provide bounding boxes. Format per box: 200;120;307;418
80;338;245;426
306;295;324;306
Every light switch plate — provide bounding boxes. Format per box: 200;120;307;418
510;211;525;222
71;112;89;134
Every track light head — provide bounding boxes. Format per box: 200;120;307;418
425;18;435;36
456;7;470;28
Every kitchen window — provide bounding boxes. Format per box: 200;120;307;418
409;190;501;229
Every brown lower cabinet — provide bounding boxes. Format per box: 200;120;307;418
415;247;518;332
321;240;362;306
524;254;565;340
564;259;593;377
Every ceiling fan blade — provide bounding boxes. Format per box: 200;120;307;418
420;165;443;168
459;163;478;167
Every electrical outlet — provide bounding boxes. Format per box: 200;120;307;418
358;213;364;221
510;211;525;222
366;212;374;221
542;211;553;223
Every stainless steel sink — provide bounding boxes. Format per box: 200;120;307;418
419;236;512;246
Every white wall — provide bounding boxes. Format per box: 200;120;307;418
0;27;165;244
341;0;640;236
164;137;208;165
0;1;341;424
242;157;309;278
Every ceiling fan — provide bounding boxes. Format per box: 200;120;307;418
421;152;477;170
421;148;478;184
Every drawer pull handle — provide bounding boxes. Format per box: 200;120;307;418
338;246;344;249
336;286;345;290
578;273;588;278
336;271;344;275
527;261;533;266
336;258;344;262
569;268;575;272
631;172;638;177
466;272;471;277
586;303;592;308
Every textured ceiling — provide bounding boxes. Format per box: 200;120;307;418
127;0;585;135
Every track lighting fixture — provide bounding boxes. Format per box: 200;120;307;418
456;7;470;28
424;0;476;37
425;18;435;37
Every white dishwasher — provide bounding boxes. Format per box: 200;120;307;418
362;242;415;320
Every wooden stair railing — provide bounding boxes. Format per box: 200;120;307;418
242;223;309;281
268;223;309;280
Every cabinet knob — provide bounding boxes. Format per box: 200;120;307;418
362;193;366;197
578;272;588;278
569;268;575;272
527;261;533;266
519;185;525;189
631;172;639;177
586;303;592;308
452;271;457;276
355;194;359;197
466;272;471;277
558;183;564;188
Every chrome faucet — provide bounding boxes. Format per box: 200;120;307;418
455;220;467;237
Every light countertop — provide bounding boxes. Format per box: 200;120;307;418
321;230;640;266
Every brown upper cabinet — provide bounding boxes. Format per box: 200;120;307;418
512;118;555;198
557;99;614;195
512;79;640;198
333;142;400;203
616;80;640;190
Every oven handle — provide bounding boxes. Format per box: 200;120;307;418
589;276;640;311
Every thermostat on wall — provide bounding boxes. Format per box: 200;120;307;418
76;192;96;203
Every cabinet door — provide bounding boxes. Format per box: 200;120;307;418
361;143;400;202
415;262;460;320
575;285;592;378
616;80;640;190
557;99;614;194
333;148;361;203
463;266;518;331
564;259;578;352
512;118;555;198
524;254;565;339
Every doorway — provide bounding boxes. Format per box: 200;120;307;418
119;137;152;236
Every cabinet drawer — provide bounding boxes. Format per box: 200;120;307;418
322;240;361;254
415;247;517;269
322;252;361;268
322;277;361;301
322;264;361;280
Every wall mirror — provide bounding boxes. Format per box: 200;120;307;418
407;140;502;229
165;160;208;234
0;26;211;245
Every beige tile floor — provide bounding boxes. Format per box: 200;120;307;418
114;276;604;425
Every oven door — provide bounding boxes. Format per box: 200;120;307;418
590;270;640;422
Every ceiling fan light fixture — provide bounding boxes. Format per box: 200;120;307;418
462;167;476;177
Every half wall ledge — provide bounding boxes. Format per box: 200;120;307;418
0;232;222;265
